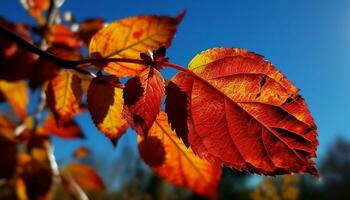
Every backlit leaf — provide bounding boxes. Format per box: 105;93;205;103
20;0;50;25
66;163;105;190
41;114;84;139
87;75;128;145
138;112;221;199
72;146;90;158
46;24;81;48
172;48;318;176
123;68;164;136
46;70;83;124
0;80;28;120
89;12;184;77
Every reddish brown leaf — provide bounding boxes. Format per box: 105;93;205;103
41;114;84;139
165;81;189;147
173;48;318;176
138;112;221;199
89;12;184;77
87;75;128;145
0;80;29;120
72;146;90;158
123;68;164;136
66;163;105;190
46;70;83;124
0;17;36;81
0;135;16;179
0;114;15;139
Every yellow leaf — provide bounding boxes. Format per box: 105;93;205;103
138;111;221;200
87;75;128;145
46;70;83;124
89;12;184;77
0;80;28;120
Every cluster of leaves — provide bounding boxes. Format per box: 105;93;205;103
0;0;319;199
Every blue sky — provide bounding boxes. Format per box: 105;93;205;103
1;0;349;178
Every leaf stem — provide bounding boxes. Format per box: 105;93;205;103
161;62;189;72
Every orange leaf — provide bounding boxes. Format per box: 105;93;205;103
123;68;164;136
172;48;318;176
41;115;84;139
0;80;28;120
66;163;105;190
46;24;81;48
87;75;128;145
89;12;184;77
46;70;83;124
0;113;16;139
20;0;50;25
72;146;90;158
138;112;221;199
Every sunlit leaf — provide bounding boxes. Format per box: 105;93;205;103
72;146;90;158
89;12;184;77
46;70;83;124
46;24;81;48
20;0;50;25
172;48;318;176
87;75;128;145
124;68;164;136
0;80;28;120
66;163;105;191
138;112;221;199
41;114;84;139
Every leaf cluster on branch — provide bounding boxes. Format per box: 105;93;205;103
0;0;318;199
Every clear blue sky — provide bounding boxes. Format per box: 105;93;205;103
1;0;349;174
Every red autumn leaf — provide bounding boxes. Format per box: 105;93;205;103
29;44;81;89
138;112;221;199
46;70;83;124
172;48;318;176
72;146;90;158
41;114;84;139
123;68;164;136
66;163;105;191
89;12;184;77
46;24;81;48
0;80;29;120
0;135;16;179
0;17;36;81
165;81;189;147
87;74;128;145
